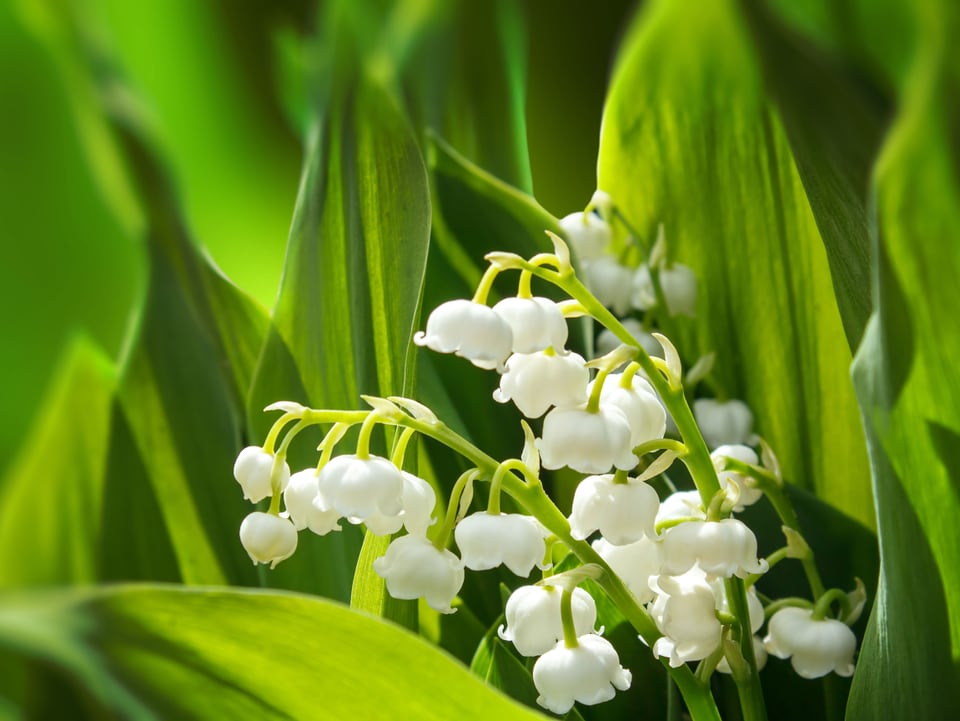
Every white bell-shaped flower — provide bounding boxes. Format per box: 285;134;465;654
711;444;763;510
582;257;634;316
717;635;768;674
559;212;611;262
498;585;599;657
656;490;706;525
632;262;698;317
283;469;341;535
494;350;588;418
316;454;404;523
649;569;723;666
362;471;437;536
372;535;465;614
597;320;663;359
537;403;638;474
763;607;857;678
454;512;547;577
413;299;513;371
569;474;659;545
592;537;662;604
492;296;568;354
533;634;632;714
693;398;754;449
233;446;290;503
588;374;666;448
239;512;298;569
660;519;768;578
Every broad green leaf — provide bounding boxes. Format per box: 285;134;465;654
597;0;873;528
848;1;960;714
0;585;550;721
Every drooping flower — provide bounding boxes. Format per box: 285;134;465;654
533;634;632;714
498;585;599;656
711;444;762;510
632;262;698;317
239;512;298;569
649;569;723;666
582;257;634;316
316;454;404;523
537;403;637;474
559;212;611;262
763;607;857;678
372;535;465;614
660;519;768;578
362;471;437;536
569;474;659;545
413;299;513;371
588;373;666;448
491;296;568;354
693;398;754;449
283;469;341;535
592;537;662;604
493;350;588;418
233;446;290;503
454;512;547;577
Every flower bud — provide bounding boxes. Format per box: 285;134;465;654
693;398;754;449
239;512;298;569
363;471;437;536
283;469;341;535
533;634;632;714
493;351;588;418
569;474;659;545
711;444;762;509
537;404;637;474
413;299;513;371
592;537;662;604
660;519;768;578
632;262;697;317
582;257;633;316
763;607;856;678
498;585;598;657
559;212;611;262
491;296;568;354
372;535;465;614
316;454;404;523
455;512;546;577
588;374;666;448
233;446;290;503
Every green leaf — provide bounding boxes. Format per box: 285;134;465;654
597;0;873;528
0;585;550;721
351;531;418;630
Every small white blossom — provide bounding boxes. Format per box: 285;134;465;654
711;444;763;510
582;257;634;316
656;490;706;525
283;469;341;535
491;296;568;354
693;398;754;449
455;512;546;577
569;474;659;545
239;512;298;569
363;471;437;536
533;634;632;714
559;212;611;262
413;299;513;371
632;262;698;317
660;519;768;578
372;535;465;614
316;454;404;523
498;585;599;656
493;351;588;418
650;569;723;666
589;373;666;448
537;403;638;474
233;446;290;503
764;607;857;678
597;319;663;359
592;537;662;604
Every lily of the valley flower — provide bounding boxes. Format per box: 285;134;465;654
660;519;768;578
233;446;290;503
649;569;723;667
569;474;659;545
362;471;437;536
537;403;637;474
632;262;698;317
316;454;404;523
498;585;599;656
492;296;568;354
283;469;341;535
454;512;547;577
764;607;857;678
656;490;706;525
239;512;298;568
711;444;763;509
693;398;754;449
493;350;588;418
413;299;513;371
533;634;632;714
592;537;662;604
372;535;465;614
582;257;634;316
588;373;667;448
559;212;612;262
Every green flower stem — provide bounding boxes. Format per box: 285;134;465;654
812;588;851;621
633;438;688;458
723;576;768;721
267;418;310;515
620;361;642;387
390;426;418;468
586;365;614;413
517;270;534;299
560;587;579;649
612;468;630;485
745;546;790;586
433;468;480;550
262;411;300;454
763;597;814;620
354;412;382;460
471;264;501;304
